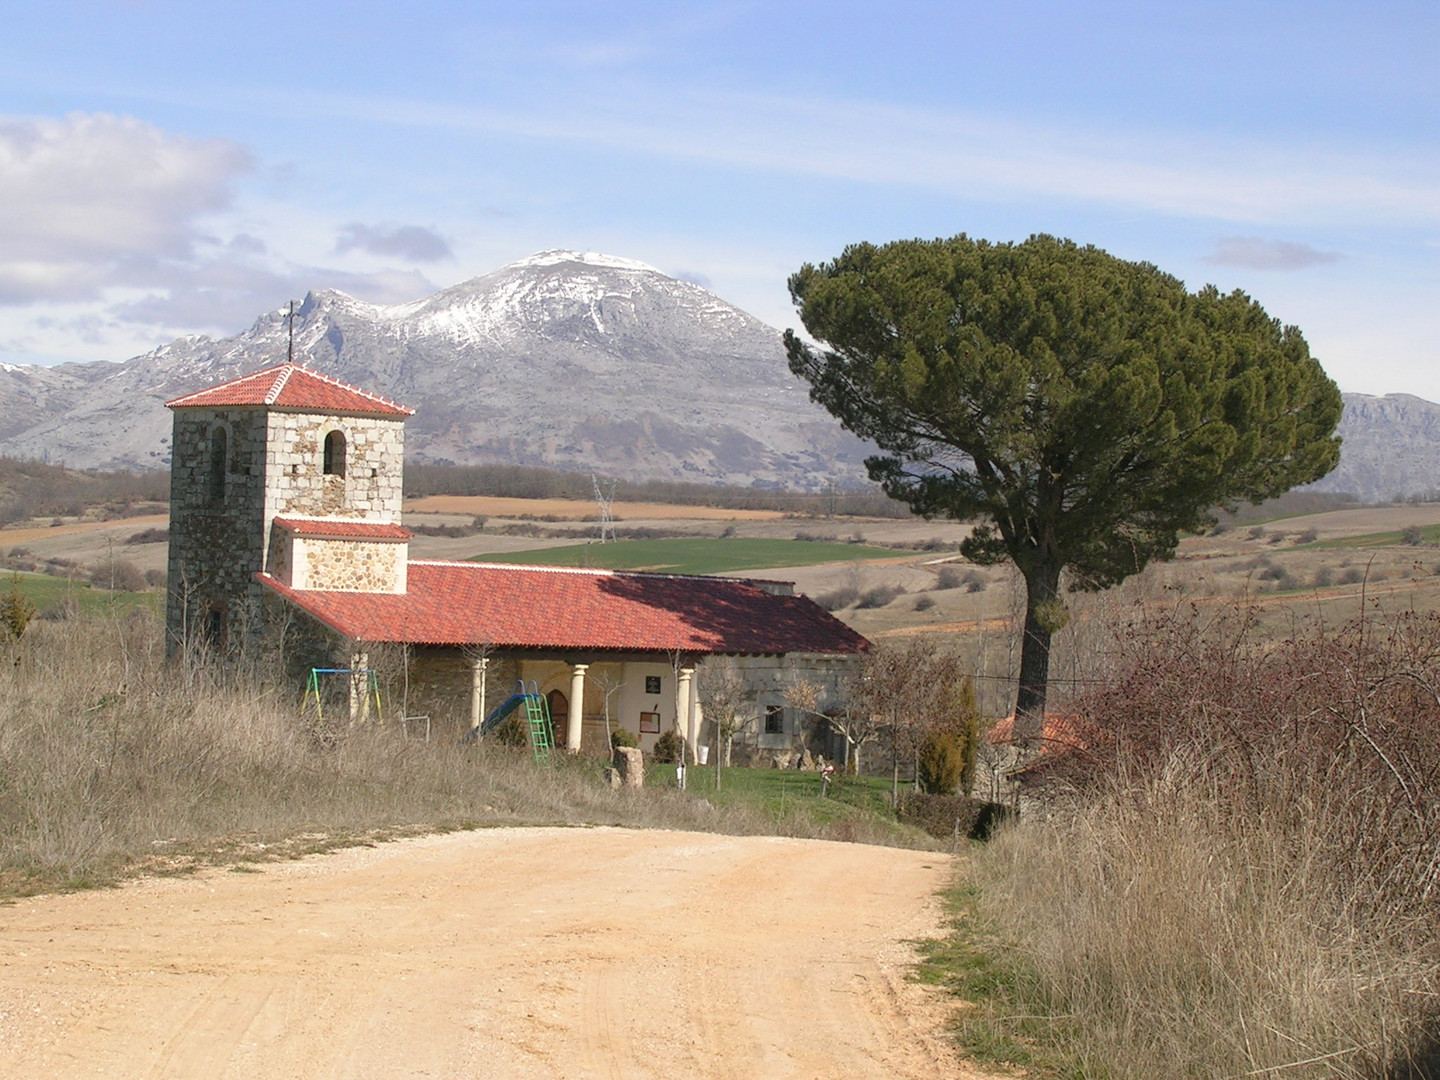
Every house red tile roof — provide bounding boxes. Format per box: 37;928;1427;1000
273;517;412;541
165;363;413;417
258;560;870;655
987;713;1091;754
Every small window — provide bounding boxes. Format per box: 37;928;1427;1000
764;705;785;735
207;426;227;504
323;430;346;477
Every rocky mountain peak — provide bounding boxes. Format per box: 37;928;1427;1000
0;253;870;488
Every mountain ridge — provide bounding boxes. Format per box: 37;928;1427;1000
0;251;1435;503
0;251;870;489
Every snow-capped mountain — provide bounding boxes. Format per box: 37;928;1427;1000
0;251;870;488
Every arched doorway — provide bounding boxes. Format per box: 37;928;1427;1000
546;689;568;748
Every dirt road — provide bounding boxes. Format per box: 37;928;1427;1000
0;828;984;1079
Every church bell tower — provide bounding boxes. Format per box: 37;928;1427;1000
164;364;413;655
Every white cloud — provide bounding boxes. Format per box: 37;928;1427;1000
1203;236;1342;270
279;86;1440;228
334;222;453;262
110;264;436;330
0;112;252;303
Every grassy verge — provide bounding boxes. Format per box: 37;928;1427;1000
914;606;1440;1080
645;764;923;845
475;536;915;574
0;613;934;899
915;876;1089;1079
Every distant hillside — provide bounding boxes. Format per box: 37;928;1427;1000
1308;393;1440;503
0;456;167;526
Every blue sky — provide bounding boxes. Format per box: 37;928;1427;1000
1;1;1436;398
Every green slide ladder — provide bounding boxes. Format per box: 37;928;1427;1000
520;680;555;768
465;679;555;768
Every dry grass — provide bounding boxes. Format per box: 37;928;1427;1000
0;613;930;898
954;603;1440;1079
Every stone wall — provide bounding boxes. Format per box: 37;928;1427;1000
290;537;407;592
261;412;404;523
697;652;859;762
166;407;271;652
166;404;407;653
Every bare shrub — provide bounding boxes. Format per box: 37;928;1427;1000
814;585;858;611
936;565;988;593
854;584;902;609
912;594;936;612
970;603;1440;1079
90;558;147;592
1402;525;1426;546
935;565;965;590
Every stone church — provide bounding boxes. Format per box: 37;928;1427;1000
164;363;868;759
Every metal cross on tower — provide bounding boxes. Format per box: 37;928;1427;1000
284;299;299;365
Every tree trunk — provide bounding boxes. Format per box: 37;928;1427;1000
1013;558;1062;747
890;719;902;808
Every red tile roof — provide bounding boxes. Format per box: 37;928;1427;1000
274;517;412;541
987;713;1091;754
259;560;870;655
165;364;413;416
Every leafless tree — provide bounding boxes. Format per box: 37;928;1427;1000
696;657;759;788
848;638;966;806
588;665;627;753
789;675;879;776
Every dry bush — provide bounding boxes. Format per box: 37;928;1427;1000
815;584;859;610
89;557;147;592
971;603;1440;1079
934;564;986;592
854;583;903;609
0;614;926;894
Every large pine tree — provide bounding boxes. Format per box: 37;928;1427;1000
785;234;1342;740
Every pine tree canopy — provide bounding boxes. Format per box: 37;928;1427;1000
785;233;1342;592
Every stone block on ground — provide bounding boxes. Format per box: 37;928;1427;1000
613;746;644;788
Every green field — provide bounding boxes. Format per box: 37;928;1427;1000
3;571;161;616
1316;522;1440;549
475;537;917;575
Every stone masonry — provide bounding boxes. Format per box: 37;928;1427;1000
166;404;406;654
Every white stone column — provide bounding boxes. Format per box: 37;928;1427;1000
677;666;695;762
567;664;589;753
469;655;489;733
